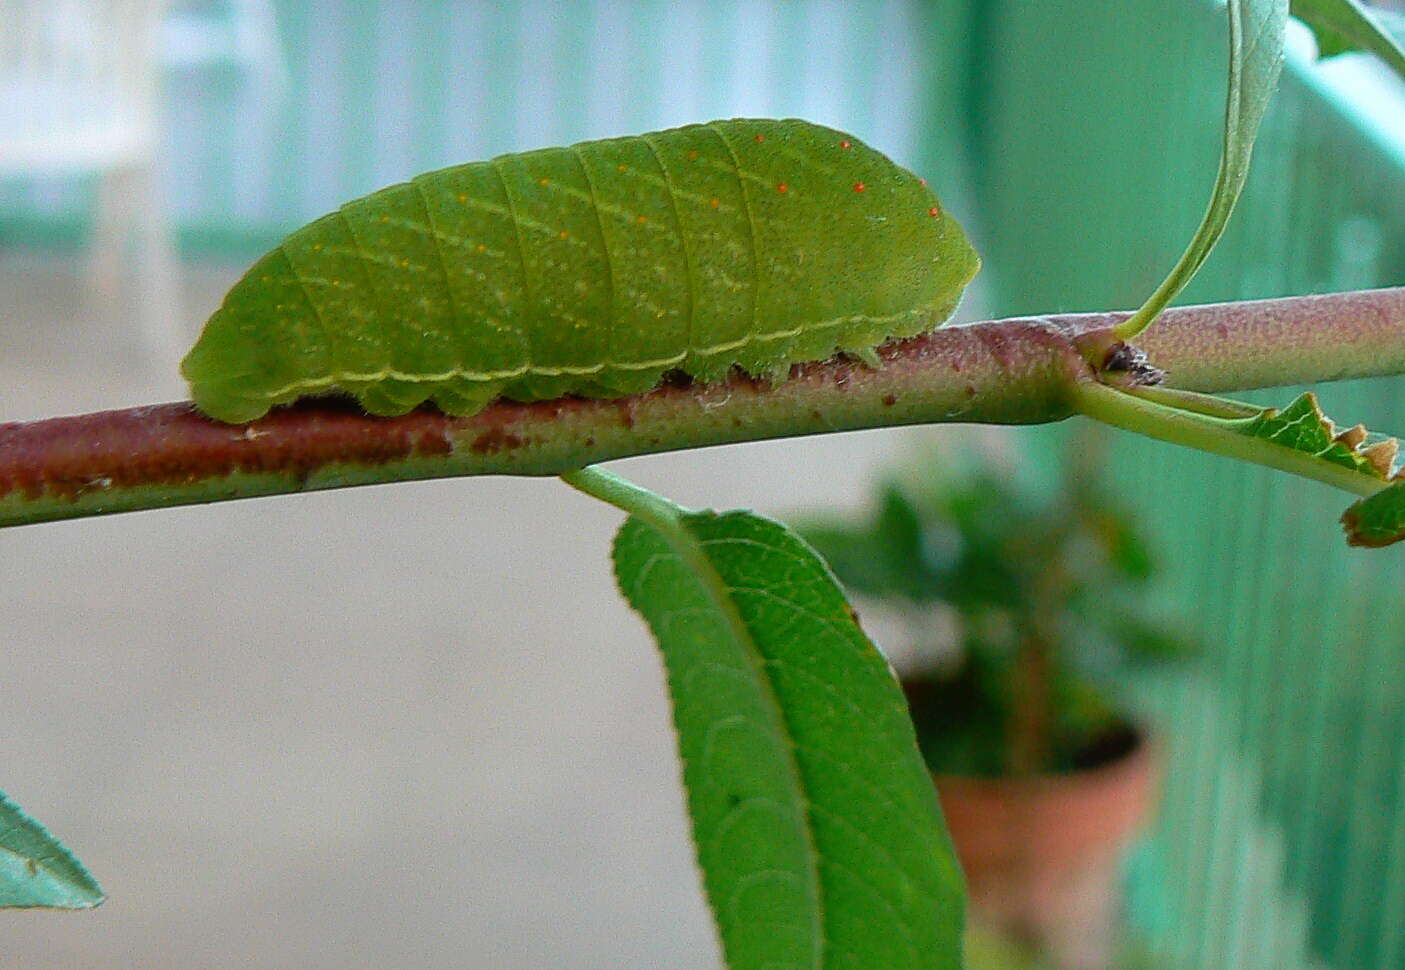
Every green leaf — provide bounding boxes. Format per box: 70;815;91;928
1076;384;1404;547
570;468;964;969
0;789;104;909
1236;391;1395;477
1343;480;1405;546
1291;0;1405;77
1113;0;1289;340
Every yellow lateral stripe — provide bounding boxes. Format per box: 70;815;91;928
245;306;927;402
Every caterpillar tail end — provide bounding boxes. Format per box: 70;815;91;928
181;331;274;425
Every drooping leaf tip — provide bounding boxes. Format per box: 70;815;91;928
0;790;105;909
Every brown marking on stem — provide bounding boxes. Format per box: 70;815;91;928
469;428;526;455
974;324;1018;371
6;288;1403;529
617;398;638;429
830;366;852;388
0;400;455;501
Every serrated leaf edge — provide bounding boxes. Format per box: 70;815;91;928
0;789;104;910
1236;391;1401;481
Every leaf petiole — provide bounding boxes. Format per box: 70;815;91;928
1121;384;1264;419
561;465;686;535
1073;380;1385;497
560;465;759;665
1112;0;1289;342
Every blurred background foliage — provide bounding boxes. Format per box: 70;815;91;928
799;438;1192;778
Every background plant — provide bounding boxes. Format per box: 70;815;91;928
798;440;1190;780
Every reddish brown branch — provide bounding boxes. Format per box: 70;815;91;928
2;287;1403;529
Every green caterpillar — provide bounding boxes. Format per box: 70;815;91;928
181;118;979;423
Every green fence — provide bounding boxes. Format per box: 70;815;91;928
977;2;1405;968
0;0;976;258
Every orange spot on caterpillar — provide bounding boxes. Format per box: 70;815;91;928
379;215;390;223
635;215;648;224
777;183;788;193
754;134;765;142
688;150;699;160
538;177;550;186
617;164;627;173
557;230;569;240
709;197;720;208
928;206;941;217
853;182;866;192
475;243;487;253
457;193;467;202
839;139;852;149
399;258;410;268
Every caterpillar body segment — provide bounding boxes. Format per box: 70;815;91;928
181;118;980;423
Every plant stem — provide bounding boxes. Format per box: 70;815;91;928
1135;287;1405;392
0;316;1091;530
560;465;687;535
2;288;1403;530
560;466;766;726
1122;386;1262;419
1009;627;1054;777
1071;381;1385;498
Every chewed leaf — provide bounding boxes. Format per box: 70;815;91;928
0;789;104;909
1078;384;1405;550
1343;481;1405;546
1237;391;1399;479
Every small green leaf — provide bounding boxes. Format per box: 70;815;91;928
598;485;964;969
1077;384;1403;548
1236;391;1394;477
1291;0;1405;78
0;789;104;909
1114;0;1289;340
1343;480;1405;546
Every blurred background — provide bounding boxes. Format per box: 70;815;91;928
1;1;1403;967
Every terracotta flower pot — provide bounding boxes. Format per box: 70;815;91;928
935;730;1160;970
